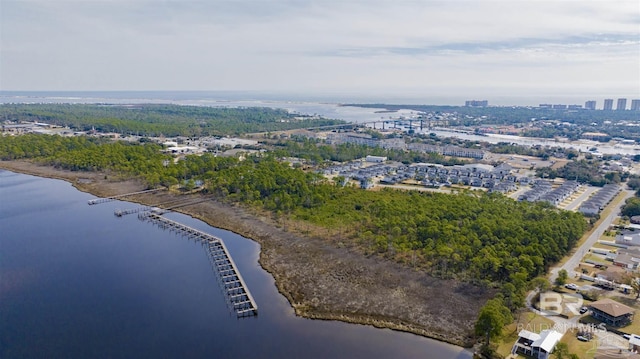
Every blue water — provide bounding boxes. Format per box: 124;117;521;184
0;89;612;107
0;170;472;358
0;90;389;124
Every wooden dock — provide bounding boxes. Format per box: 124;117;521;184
88;188;164;205
137;211;258;317
114;206;153;217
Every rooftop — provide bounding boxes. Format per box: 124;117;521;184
591;298;635;317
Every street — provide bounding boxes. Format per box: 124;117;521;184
550;189;634;283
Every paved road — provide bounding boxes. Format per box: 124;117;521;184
508;185;530;200
516;189;635;355
563;186;599;211
550;189;634;284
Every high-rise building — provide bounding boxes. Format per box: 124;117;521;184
465;100;488;107
631;99;640;111
603;99;613;110
617;98;627;111
584;100;596;110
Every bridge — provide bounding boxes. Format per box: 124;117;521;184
138;211;258;318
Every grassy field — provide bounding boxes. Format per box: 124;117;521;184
584;253;609;265
610;295;640;335
591;242;618;251
561;334;598;359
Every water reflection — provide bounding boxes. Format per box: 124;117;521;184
0;171;472;358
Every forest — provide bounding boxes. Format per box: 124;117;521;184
0;103;344;137
0;134;589;308
621;180;640;217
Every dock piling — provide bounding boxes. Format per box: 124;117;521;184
138;211;258;317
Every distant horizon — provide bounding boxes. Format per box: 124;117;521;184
2;2;638;102
1;90;639;108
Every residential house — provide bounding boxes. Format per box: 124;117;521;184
512;329;563;359
614;253;639;270
590;298;635;327
617;232;640;247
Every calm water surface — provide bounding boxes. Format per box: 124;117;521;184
0;171;472;358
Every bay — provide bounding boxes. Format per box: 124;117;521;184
0;170;472;358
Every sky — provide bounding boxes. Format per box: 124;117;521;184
1;0;639;104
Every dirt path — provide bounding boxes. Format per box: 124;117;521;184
0;160;491;347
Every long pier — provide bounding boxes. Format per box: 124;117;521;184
138;211;258;317
88;188;164;205
113;197;207;217
115;197;214;217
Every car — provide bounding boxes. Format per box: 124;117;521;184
579;307;588;314
565;283;578;290
577;336;589;342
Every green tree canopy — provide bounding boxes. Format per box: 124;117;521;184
475;297;513;343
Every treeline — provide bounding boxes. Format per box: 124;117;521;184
535;159;627;186
1;134;588;295
0;103;344;137
0;134;171;176
200;152;587;295
621;180;640;217
487;142;578;159
160;155;587;305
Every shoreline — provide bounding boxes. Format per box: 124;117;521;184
0;160;487;349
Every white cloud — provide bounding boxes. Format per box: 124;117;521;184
1;0;638;101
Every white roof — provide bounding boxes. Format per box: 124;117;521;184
517;329;541;341
630;334;640;346
532;330;563;353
